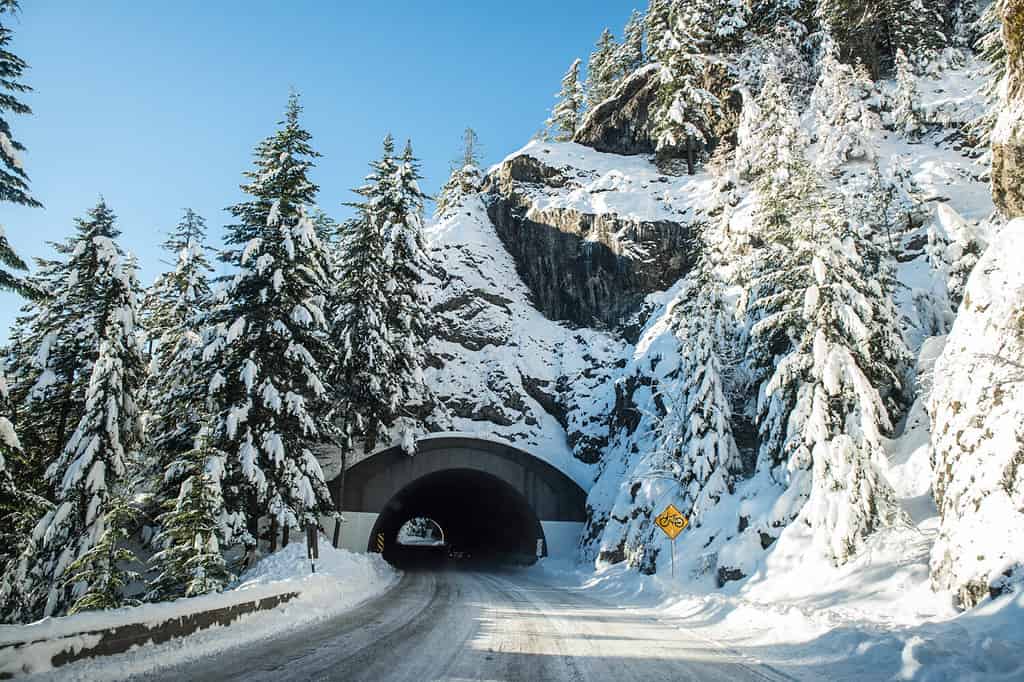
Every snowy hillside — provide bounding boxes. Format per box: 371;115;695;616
383;7;1024;628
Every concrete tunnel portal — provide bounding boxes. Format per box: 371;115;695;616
331;437;588;568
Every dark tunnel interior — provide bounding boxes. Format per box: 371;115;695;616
368;468;546;568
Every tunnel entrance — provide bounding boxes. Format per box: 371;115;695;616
368;468;545;569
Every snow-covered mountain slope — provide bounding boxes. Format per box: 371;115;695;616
329;40;1023;623
415;193;622;487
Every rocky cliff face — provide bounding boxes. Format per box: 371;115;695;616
416;193;624;481
482;143;713;334
928;220;1024;608
992;0;1024;217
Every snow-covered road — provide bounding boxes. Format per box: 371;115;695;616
136;568;793;682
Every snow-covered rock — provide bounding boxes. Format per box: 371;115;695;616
929;219;1024;608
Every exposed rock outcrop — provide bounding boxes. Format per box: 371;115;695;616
574;64;660;156
573;61;740;159
992;0;1024;217
483;149;695;332
928;220;1024;609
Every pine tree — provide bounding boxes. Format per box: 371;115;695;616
328;135;431;456
747;0;811;36
652;6;722;162
588;28;621;105
890;49;926;140
812;47;880;172
328;139;397;458
748;157;908;564
886;0;946;67
0;0;41;298
435;128;483;219
645;0;676;64
688;0;748;52
145;210;215;466
816;0;945;76
734;62;802;183
389;141;432;450
968;0;1006;150
205;93;336;551
616;9;645;75
0;369;47;581
2;228;145;619
64;487;141;615
657;254;743;525
547;59;585;141
149;429;234;600
4;201;128;511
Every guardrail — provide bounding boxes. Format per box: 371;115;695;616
0;590;299;678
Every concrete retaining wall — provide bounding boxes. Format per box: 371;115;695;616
0;591;298;678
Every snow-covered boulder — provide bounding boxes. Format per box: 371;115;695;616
929;220;1024;608
574;64;661;155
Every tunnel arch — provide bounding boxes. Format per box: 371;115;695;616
369;468;546;565
332;436;588;565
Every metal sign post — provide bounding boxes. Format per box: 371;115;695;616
654;504;689;578
306;524;319;574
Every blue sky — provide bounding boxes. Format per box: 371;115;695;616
1;1;639;332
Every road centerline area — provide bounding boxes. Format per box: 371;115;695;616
129;569;797;682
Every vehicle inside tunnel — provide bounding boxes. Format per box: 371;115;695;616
368;468;546;568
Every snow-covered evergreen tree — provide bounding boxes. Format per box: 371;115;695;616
0;369;47;581
688;0;748;52
968;0;1007;150
657;255;743;525
890;49;927;140
816;0;945;75
645;0;676;64
435;128;483;219
546;58;585;141
328;135;432;456
0;0;41;298
588;28;621;105
2;230;145;619
144;210;215;469
389;140;433;449
652;7;722;162
748;0;810;35
63;487;141;615
616;10;645;75
3;201;130;513
734;61;802;183
149;428;234;600
812;47;880;172
749;163;908;564
205;93;336;551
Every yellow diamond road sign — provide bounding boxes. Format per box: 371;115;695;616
655;504;689;540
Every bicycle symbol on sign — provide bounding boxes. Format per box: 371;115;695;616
654;504;688;540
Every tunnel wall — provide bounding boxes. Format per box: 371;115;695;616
334;437;588;523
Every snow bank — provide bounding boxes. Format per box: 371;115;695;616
537;548;1024;681
1;539;396;679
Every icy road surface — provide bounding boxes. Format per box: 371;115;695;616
138;568;793;682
